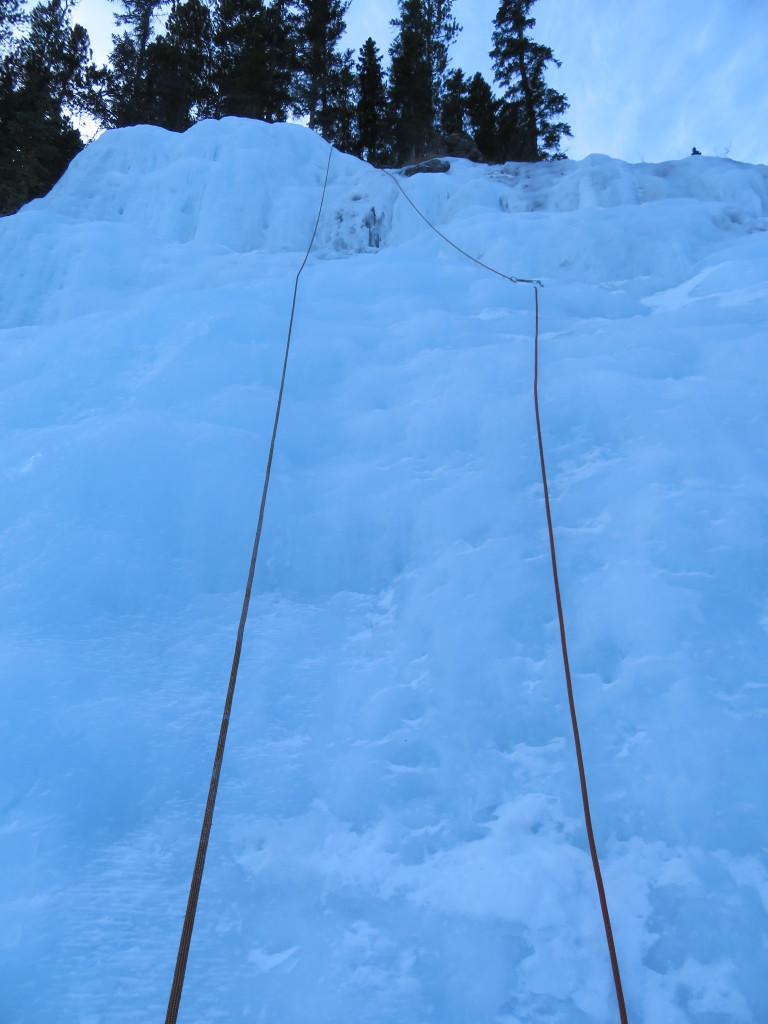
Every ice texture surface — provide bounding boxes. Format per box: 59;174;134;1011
1;119;767;1023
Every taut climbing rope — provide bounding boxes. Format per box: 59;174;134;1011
381;166;542;287
532;287;629;1024
383;167;629;1024
163;150;628;1024
163;143;335;1024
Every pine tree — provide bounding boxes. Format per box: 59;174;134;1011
466;72;498;160
441;67;467;135
105;0;165;126
294;0;349;139
0;0;25;56
494;93;527;161
327;46;355;150
388;0;430;163
214;0;295;121
0;0;98;215
354;37;386;163
144;0;216;131
388;0;460;164
423;0;460;114
215;0;267;119
491;0;570;161
261;0;295;121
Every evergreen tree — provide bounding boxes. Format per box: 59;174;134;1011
0;0;98;215
145;0;215;130
440;67;467;135
354;36;386;163
0;0;25;56
388;0;430;163
466;71;498;160
388;0;460;163
423;0;460;113
294;0;350;139
214;0;294;121
215;0;268;119
261;0;295;120
494;92;527;160
105;0;165;126
491;0;570;161
327;45;355;150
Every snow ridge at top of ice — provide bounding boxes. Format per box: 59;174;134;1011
1;117;766;331
20;116;768;254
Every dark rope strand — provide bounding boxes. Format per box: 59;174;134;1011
378;169;627;1020
532;287;629;1023
164;143;335;1024
380;165;542;286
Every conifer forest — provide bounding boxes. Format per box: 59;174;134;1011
0;0;571;217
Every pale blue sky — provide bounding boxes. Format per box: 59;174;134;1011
74;0;768;164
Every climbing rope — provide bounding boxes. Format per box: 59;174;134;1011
532;287;629;1024
163;142;335;1024
381;166;542;286
163;150;627;1023
384;168;628;1023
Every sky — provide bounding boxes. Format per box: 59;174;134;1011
73;0;768;165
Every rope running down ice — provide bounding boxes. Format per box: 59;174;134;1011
381;166;542;287
533;288;629;1024
163;142;335;1024
383;166;628;1024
